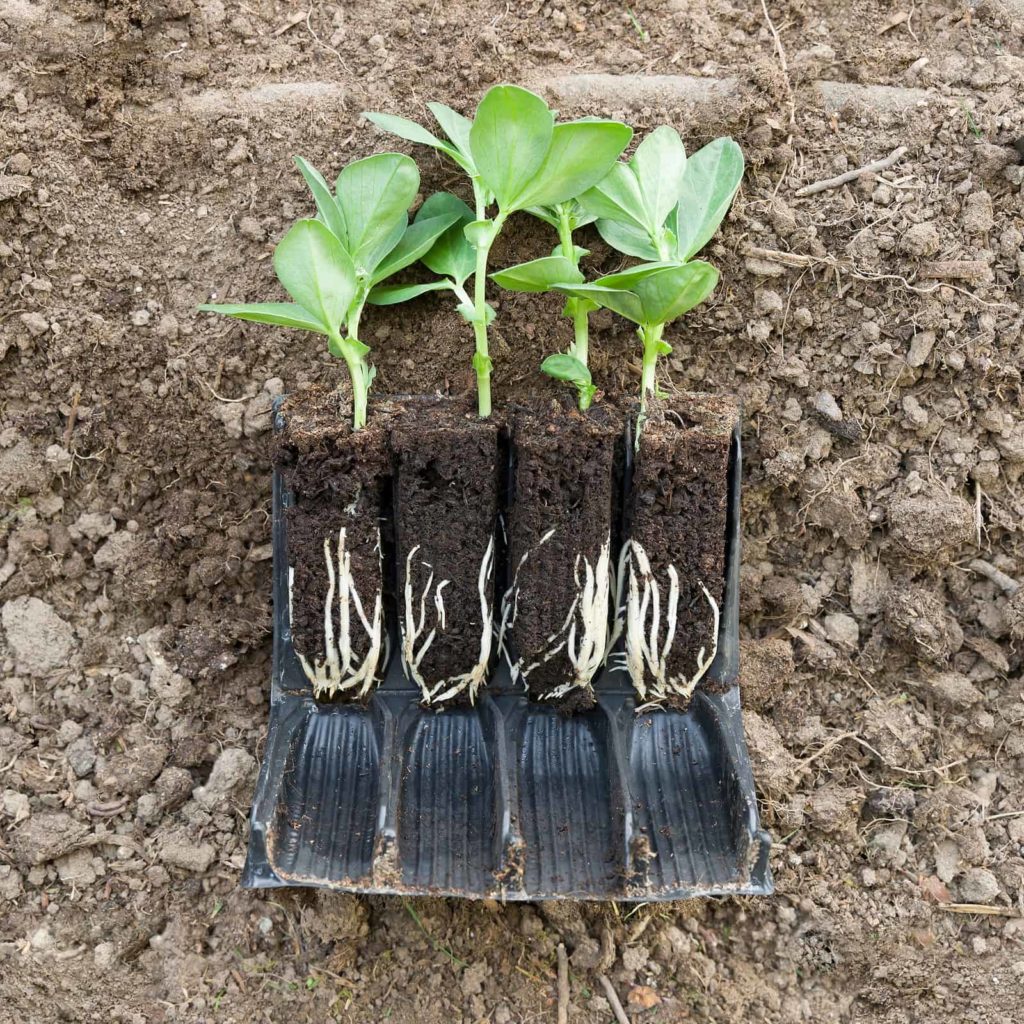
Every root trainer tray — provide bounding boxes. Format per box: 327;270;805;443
244;398;772;901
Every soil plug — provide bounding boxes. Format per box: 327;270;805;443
364;86;632;417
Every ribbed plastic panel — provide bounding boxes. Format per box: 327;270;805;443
243;412;772;900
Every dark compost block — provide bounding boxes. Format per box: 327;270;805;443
244;402;772;900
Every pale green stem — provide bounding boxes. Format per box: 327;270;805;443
342;297;371;431
469;205;505;420
557;204;593;412
637;322;664;442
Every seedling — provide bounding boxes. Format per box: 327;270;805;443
199;153;459;430
364;86;632;417
200;154;457;699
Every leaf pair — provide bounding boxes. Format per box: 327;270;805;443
200;154;461;340
554;261;720;329
581;132;744;262
365;86;633;217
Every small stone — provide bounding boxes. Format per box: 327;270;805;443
3;790;30;823
461;961;488;998
958;867;1000;904
155;314;179;340
823;612;859;649
961;191;994;234
56;848;99;886
11;812;90;866
72;511;116;541
900;221;940;257
902;394;928;429
1;597;76;676
93;942;117;969
806;784;861;834
926;670;983;708
238;215;265;241
155;767;195;811
159;833;216;873
57;719;83;746
225;137;249;165
66;737;96;777
814;391;842;422
906;330;936;367
192;747;256;810
45;444;73;473
19;311;49;337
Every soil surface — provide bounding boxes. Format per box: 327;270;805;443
275;389;391;696
3;1;1024;1022
627;394;736;702
508;396;619;702
391;398;499;697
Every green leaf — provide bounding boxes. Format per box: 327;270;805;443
272;219;357;331
367;280;453;305
671;137;744;259
579;163;647;229
464;219;497;249
418;193;475;285
370;208;462;285
511;120;633;211
523;205;561;229
427;102;476;165
630;125;687;234
293;157;347;240
490;255;582;293
593;261;681;289
541;352;592;385
469;85;553;211
197;302;329;335
553;283;645;324
550;243;589;261
335;153;419;274
363;111;448;152
636;261;719;324
594;218;661;260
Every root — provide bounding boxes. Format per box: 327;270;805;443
501;532;612;699
617;539;720;706
289;526;385;699
404;537;496;706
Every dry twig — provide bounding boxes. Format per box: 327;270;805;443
556;944;569;1024
795;145;908;197
598;975;632;1024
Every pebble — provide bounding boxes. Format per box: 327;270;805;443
1;596;76;676
19;311;49;337
900;221;940;257
823;612;859;649
192;747;256;810
159;833;216;873
814;391;842;422
958;867;1000;904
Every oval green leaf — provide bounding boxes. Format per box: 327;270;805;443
636;261;719;325
630;125;687;234
671;137;745;259
334;153;420;274
512;120;633;211
272;219;358;332
594;218;661;260
553;283;645;324
293;157;347;241
418;192;475;285
198;302;329;335
541;352;592;385
469;85;553;211
490;255;583;293
367;280;453;306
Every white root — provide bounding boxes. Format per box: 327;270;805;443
617;539;720;707
402;537;496;706
501;531;612;700
288;526;385;699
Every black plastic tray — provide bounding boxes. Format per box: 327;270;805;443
243;417;772;900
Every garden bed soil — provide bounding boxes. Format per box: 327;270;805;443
390;398;500;702
627;393;737;706
273;387;392;698
507;396;620;707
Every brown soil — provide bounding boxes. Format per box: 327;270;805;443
508;396;619;703
628;394;737;700
3;1;1024;1021
391;398;499;695
274;389;391;691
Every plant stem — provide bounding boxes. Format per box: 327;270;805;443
638;321;664;426
557;204;593;412
342;299;371;430
472;237;493;419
